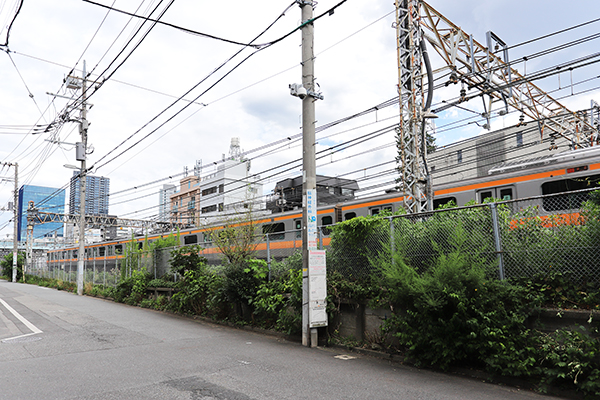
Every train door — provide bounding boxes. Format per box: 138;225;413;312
477;185;515;203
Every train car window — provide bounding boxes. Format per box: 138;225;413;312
499;188;513;200
541;174;600;211
479;186;514;203
263;222;285;240
72;250;78;258
295;220;302;239
371;205;392;215
320;216;333;236
433;197;457;209
479;190;493;203
203;232;213;243
184;234;198;245
345;212;356;220
99;247;105;257
115;244;123;255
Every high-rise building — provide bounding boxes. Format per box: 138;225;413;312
158;184;176;222
69;172;110;215
17;185;65;242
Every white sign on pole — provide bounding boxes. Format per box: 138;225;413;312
306;189;318;250
309;250;327;327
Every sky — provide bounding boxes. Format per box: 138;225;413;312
1;0;599;238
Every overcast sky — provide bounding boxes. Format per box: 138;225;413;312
1;0;599;238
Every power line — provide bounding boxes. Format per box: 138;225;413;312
0;0;23;48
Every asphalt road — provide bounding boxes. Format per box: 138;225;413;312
0;280;568;400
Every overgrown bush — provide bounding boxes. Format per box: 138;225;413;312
1;252;25;281
112;269;152;304
378;245;537;370
252;268;302;333
223;259;268;321
512;271;600;310
327;215;390;280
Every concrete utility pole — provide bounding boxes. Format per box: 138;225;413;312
77;61;89;296
1;162;19;282
12;163;18;282
25;201;35;283
1;162;20;282
300;0;317;347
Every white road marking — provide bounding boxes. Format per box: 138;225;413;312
0;298;43;343
334;354;357;360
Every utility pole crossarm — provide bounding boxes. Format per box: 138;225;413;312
419;1;599;148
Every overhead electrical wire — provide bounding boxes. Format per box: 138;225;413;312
2;0;177;199
82;0;274;49
5;4;600;228
0;0;23;48
38;71;599;221
497;15;600;53
90;0;350;173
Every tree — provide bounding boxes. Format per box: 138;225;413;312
213;204;261;267
1;252;25;281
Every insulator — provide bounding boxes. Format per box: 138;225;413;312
449;72;458;84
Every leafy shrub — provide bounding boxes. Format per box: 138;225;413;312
223;259;268;320
381;248;537;370
252;268;302;333
148;278;176;288
512;271;600;310
170;269;225;317
169;245;207;276
112;269;152;304
1;252;25;281
328;215;390;280
536;328;600;395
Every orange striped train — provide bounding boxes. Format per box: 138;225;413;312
47;147;600;270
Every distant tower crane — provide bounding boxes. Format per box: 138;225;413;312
394;0;600;213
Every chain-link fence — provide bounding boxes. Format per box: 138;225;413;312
327;188;600;286
26;188;600;287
